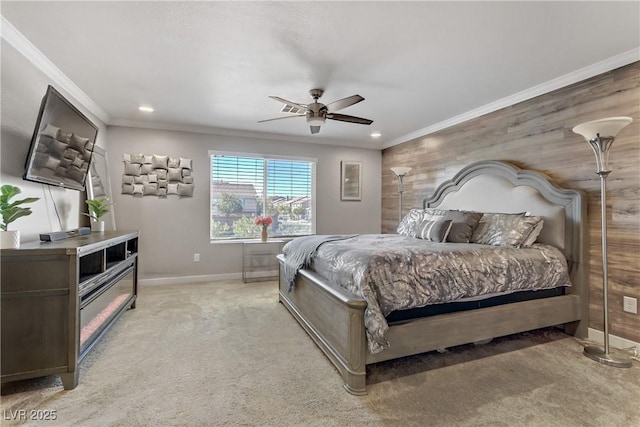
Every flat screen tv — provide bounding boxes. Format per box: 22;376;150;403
23;85;99;191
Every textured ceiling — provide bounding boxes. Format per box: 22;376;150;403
2;1;639;149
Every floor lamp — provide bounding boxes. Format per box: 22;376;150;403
390;167;412;222
573;116;633;368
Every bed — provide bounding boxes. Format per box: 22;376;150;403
277;160;588;395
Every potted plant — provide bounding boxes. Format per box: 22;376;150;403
84;197;111;232
0;184;39;248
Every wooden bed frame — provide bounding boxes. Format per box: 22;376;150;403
277;160;588;395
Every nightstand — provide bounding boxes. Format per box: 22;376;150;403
242;240;284;282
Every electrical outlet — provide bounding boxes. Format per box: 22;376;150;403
623;296;637;314
194;253;200;263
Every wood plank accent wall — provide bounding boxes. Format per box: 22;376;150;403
382;62;640;343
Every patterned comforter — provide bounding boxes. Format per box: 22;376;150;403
283;234;571;354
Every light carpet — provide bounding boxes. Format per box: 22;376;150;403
1;280;639;426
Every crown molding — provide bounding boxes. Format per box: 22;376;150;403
1;15;111;125
383;48;640;149
109;118;380;150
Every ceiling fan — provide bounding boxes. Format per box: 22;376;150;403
258;89;373;134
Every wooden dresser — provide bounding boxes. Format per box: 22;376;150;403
1;231;139;389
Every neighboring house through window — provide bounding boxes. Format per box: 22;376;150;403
210;151;316;240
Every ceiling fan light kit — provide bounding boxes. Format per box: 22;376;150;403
259;88;373;134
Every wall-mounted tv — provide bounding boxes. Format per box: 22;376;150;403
23;85;99;191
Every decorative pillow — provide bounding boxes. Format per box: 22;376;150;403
423;208;483;243
152;154;168;170
36;137;51;152
179;157;192;170
141;164;154;175
471;213;543;247
124;161;141;176
177;183;194;197
167;183;179;195
122;183;134;194
33;152;49;168
148;173;158;183
397;209;424;237
134;175;144;184
69;134;89;152
156;169;168;180
143;183;158;195
144;155;153;164
415;219;453;242
130;153;145;164
66;166;84;182
158;188;168;197
521;219;544;247
122;175;134;184
40;124;60;138
63;148;77;159
167;168;182;181
47;139;68;158
158;180;168;188
44;157;61;171
168;157;180;168
56;129;73;144
133;184;144;195
72;156;84;168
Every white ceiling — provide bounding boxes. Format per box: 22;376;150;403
2;1;639;150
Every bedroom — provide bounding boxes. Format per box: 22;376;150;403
1;1;639;425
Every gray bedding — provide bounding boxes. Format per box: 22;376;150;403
283;234;571;354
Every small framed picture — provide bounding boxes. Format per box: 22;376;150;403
341;161;362;201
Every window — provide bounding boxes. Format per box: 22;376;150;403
210;152;315;240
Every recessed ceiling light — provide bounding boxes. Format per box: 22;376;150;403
371;132;381;138
138;106;154;112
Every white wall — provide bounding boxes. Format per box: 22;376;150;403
106;126;382;280
0;41;108;243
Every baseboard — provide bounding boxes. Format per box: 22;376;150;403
139;273;242;286
588;328;640;352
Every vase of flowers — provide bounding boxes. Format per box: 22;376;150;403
254;216;273;242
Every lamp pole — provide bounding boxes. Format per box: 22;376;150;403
573;117;632;368
390;167;412;223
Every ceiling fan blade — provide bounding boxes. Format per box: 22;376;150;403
257;115;305;123
326;113;373;125
325;95;364;112
310;125;321;134
269;96;309;111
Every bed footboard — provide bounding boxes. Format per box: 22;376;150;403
277;255;367;395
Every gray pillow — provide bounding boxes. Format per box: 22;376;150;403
130;153;145;164
167;168;182;181
421;208;483;243
471;213;543;247
152;155;168;170
143;183;158;196
124;161;141;176
122;183;134;194
177;183;194;197
40;124;60;138
69;134;89;152
415;219;453;242
397;209;424;237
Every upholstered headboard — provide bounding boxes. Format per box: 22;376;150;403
423;161;586;272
